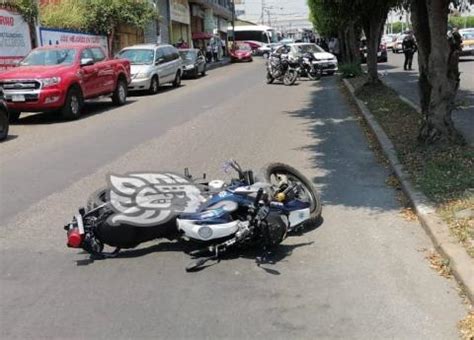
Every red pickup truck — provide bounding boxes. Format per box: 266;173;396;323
0;44;131;120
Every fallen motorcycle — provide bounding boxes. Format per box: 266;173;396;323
64;161;322;271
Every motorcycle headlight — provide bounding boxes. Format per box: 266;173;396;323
41;77;61;88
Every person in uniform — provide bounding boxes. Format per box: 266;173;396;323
402;31;417;71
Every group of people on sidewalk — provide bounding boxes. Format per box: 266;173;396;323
174;38;226;63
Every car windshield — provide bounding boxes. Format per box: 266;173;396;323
118;49;154;65
295;44;325;54
237;44;251;51
179;50;197;61
20;48;76;66
461;32;474;40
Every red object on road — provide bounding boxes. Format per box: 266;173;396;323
0;44;131;119
67;228;83;248
229;43;253;63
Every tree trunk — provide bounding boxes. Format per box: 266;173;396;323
362;12;387;84
339;21;361;65
411;0;464;144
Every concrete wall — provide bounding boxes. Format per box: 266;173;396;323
144;0;170;44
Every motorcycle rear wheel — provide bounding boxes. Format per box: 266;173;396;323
266;72;274;84
86;187;109;212
257;163;322;227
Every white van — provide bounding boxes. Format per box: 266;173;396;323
118;44;184;94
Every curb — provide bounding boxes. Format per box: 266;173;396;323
207;58;231;71
342;78;474;303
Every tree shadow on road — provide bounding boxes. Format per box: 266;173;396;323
283;77;406;212
75;220;323;272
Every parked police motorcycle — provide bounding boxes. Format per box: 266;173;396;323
64;161;322;271
266;50;298;86
297;52;323;80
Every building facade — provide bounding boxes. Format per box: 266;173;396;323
188;0;233;50
144;0;171;44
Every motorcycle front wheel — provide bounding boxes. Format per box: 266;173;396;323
283;70;298;86
257;163;322;227
308;67;322;80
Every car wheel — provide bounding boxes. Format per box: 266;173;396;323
173;71;181;87
112;78;128;106
8;110;21;122
0;109;9;141
148;76;159;95
326;71;335;76
61;86;83;120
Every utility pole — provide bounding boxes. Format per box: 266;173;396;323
261;0;265;25
231;0;235;46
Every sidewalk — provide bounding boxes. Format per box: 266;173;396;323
206;57;230;71
343;77;474;303
378;53;474;146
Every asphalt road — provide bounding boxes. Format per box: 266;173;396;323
379;51;474;145
0;60;468;339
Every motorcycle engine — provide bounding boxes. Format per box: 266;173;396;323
265;213;288;247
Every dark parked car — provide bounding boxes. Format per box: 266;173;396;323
179;49;207;78
360;38;388;63
0;99;9;141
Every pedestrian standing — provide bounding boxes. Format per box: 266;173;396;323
402;31;417;71
221;39;226;57
332;37;340;61
328;38;335;54
328;37;340;61
449;27;463;53
206;43;212;62
213;43;219;62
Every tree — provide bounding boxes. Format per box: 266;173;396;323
357;0;400;83
2;0;38;46
309;0;400;83
308;0;361;67
1;0;38;25
40;0;88;31
84;0;158;55
410;0;465;144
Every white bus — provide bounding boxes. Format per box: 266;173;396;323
227;25;279;50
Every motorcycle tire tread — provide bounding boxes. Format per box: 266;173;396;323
256;162;322;227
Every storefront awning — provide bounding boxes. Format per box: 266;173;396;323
192;32;213;40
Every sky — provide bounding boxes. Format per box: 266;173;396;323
236;0;310;24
